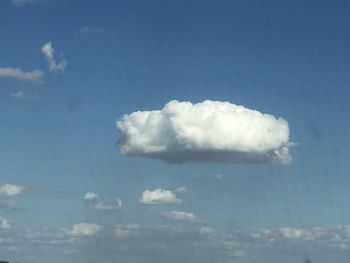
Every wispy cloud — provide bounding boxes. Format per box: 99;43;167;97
12;0;40;6
0;67;43;83
161;211;200;223
140;188;182;205
174;186;187;193
41;42;67;73
75;26;104;35
117;100;292;164
10;91;39;100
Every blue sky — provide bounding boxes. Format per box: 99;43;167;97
1;0;350;262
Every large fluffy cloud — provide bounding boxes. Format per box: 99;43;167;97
41;42;67;73
117;100;292;164
140;188;182;205
0;67;43;83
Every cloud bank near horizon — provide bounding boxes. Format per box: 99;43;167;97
2;223;350;263
117;100;292;164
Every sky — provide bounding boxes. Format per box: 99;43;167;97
1;0;350;262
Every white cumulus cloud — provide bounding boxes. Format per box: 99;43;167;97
0;184;24;197
68;223;103;237
117;100;292;164
0;67;43;83
162;211;199;223
41;42;67;72
140;188;182;205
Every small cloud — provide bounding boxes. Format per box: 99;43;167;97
10;91;39;100
83;192;99;202
0;67;43;83
116;198;122;208
41;42;67;73
117;100;292;164
0;217;11;229
0;184;24;197
84;192;122;210
140;188;182;205
162;211;199;223
174;186;187;193
0;184;27;211
95;202;114;210
75;26;104;35
95;199;122;210
67;223;103;237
